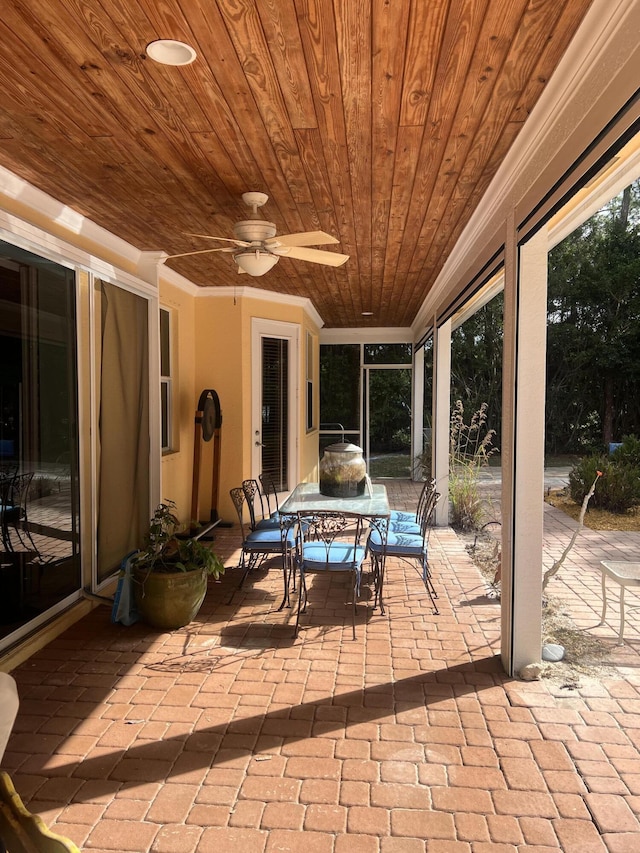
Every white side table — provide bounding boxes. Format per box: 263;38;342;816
599;561;640;644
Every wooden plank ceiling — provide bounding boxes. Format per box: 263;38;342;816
0;0;593;328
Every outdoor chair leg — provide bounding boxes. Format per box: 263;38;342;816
277;554;292;611
351;572;357;640
422;558;439;614
293;573;308;638
371;554;386;616
226;553;256;603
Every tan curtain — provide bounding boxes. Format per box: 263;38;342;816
97;281;149;582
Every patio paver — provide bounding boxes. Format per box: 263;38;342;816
2;479;640;852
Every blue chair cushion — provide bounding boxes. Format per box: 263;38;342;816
368;527;426;557
0;505;20;521
255;516;281;530
389;519;421;535
301;542;366;572
245;527;295;550
389;509;418;523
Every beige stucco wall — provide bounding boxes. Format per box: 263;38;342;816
158;283;321;526
158;278;198;518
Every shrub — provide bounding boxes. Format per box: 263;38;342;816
569;455;640;513
611;434;640;468
413;438;432;480
390;428;411;452
449;401;498;531
449;464;484;530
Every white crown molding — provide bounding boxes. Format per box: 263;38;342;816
192;282;325;329
0;173;328;327
0;207;157;296
412;0;638;337
0;164;140;264
158;264;201;296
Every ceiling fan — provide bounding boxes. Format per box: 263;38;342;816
164;192;349;276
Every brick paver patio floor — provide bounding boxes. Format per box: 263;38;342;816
3;480;640;852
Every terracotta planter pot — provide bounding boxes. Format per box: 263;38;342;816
133;565;208;630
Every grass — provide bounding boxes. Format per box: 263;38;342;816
368;452;412;478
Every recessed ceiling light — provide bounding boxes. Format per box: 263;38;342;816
146;39;197;66
361;311;374;316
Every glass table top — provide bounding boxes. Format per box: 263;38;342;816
280;482;390;517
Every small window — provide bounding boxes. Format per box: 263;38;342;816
160;308;173;452
306;332;315;432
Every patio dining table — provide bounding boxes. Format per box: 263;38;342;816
279;481;390;615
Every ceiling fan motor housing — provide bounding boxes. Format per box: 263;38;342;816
233;219;277;243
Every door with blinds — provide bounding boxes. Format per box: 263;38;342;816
252;320;299;493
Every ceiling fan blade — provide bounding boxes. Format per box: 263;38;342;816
265;231;339;248
163;247;235;260
185;233;250;247
276;246;349;266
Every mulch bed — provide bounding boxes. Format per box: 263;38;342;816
545;491;640;532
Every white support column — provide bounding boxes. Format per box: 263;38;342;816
412;345;425;481
501;224;548;675
433;318;452;526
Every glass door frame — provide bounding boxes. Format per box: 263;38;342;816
362;363;414;475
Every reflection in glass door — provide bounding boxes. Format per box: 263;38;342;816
365;368;413;478
0;242;80;645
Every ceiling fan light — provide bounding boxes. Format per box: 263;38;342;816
234;249;279;276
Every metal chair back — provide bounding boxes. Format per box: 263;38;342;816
259;473;281;516
293;510;367;639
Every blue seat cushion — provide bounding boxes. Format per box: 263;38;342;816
389;519;421;535
255;516;281;530
389;509;418;523
368;527;426;557
245;527;295;550
0;505;20;521
301;542;366;572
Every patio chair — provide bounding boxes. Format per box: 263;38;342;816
242;478;280;531
259;473;285;528
292;510;368;640
229;487;296;609
387;477;436;532
368;490;441;615
0;472;38;554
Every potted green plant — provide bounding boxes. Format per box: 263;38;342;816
131;500;225;629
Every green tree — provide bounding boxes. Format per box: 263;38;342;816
546;180;640;452
451;293;503;448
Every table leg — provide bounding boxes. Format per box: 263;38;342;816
619;585;626;645
600;572;607;626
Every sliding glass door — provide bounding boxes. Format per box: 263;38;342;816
0;241;80;643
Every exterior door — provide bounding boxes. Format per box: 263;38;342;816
252;319;298;492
